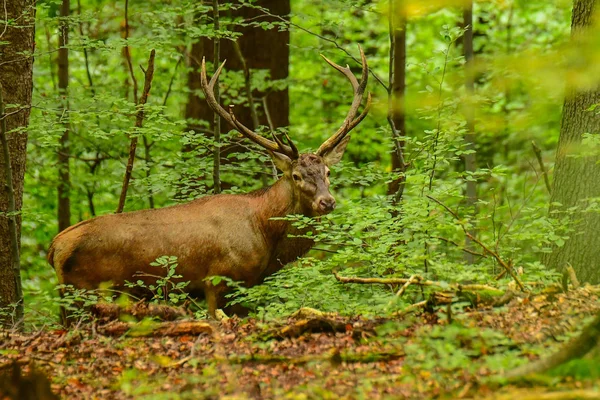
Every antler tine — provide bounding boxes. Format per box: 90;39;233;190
200;58;234;126
320;56;359;92
271;131;299;159
283;132;299;159
200;57;296;159
316;46;370;156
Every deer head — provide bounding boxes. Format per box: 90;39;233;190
200;47;371;216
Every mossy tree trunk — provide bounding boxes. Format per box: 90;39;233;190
543;0;600;283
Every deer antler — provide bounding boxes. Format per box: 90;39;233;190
316;46;371;156
200;58;298;159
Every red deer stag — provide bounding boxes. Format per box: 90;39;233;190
48;48;370;318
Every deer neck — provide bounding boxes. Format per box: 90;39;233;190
255;178;315;275
256;178;305;224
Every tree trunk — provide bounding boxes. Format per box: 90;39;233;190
183;0;290;180
57;0;71;232
543;0;600;283
462;1;477;264
0;0;35;318
387;0;407;200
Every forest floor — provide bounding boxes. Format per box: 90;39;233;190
1;286;600;399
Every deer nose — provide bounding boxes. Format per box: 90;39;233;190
319;198;336;213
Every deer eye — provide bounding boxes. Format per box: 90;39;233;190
326;170;331;177
292;173;302;181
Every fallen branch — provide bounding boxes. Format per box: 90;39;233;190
116;49;156;213
394;300;428;318
334;271;500;293
91;301;188;322
504;310;600;379
395;274;417;297
393;292;453;318
215;349;404;366
426;195;526;291
273;317;368;340
266;307;373;340
97;319;212;337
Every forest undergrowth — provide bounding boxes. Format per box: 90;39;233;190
1;280;599;399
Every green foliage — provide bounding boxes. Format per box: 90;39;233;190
11;0;585;325
123;256;207;318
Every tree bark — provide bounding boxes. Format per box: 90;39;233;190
0;0;35;319
543;0;600;283
387;0;407;201
57;0;71;232
212;0;221;194
462;1;477;264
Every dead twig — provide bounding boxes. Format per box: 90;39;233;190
116;49;156;213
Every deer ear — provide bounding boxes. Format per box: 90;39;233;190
322;135;351;166
269;151;293;174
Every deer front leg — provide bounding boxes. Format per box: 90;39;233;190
204;281;249;319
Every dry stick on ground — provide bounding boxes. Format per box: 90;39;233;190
97;319;213;337
116;49;156;213
504;310;600;379
333;271;499;292
426;195;526;291
385;274;418;312
393;292;453;318
91;301;188;321
0;83;23;327
531;140;552;194
217;350;404;366
395;274;417;297
394;300;428;318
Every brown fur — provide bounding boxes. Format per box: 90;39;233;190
48;153;336;317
